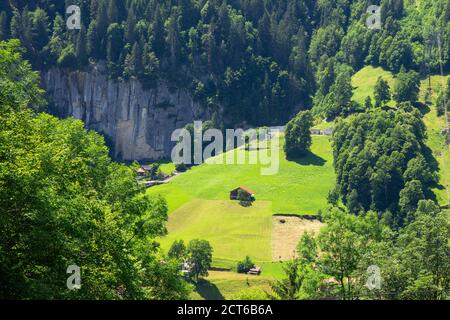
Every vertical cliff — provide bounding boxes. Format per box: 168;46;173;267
41;64;209;161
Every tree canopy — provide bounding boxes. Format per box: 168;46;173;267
0;40;190;299
332;108;437;228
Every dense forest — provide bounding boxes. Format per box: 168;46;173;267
1;0;449;125
0;0;449;300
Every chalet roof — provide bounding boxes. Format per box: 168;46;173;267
232;186;256;195
137;167;146;173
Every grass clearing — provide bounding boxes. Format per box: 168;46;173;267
420;75;450;207
148;136;335;215
160;199;273;262
352;66;396;106
149;135;334;299
190;271;273;300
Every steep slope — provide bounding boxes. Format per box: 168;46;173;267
352;66;450;207
42;63;210;161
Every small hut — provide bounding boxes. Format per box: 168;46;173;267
247;266;261;275
136;167;147;177
230;186;255;201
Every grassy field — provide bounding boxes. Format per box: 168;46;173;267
148;135;334;298
151;136;335;264
352;66;396;106
150;66;449;299
352;66;450;207
149;136;335;215
190;271;273;300
420;76;450;206
160;199;273;262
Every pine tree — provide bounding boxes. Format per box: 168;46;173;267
0;11;8;40
125;8;136;44
107;0;119;24
374;77;391;107
166;12;181;74
151;6;165;58
124;41;143;78
436;90;446;117
106;23;124;65
96;0;108;57
257;12;271;56
76;28;88;67
141;43;159;87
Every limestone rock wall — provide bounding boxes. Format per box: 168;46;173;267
41;64;209;161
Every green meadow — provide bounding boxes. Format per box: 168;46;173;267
148;136;335;215
148;136;334;278
161;199;273;262
148;136;334;299
352;66;397;107
148;66;450;299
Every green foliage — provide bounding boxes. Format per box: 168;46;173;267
399;180;425;223
0;40;189;300
268;261;304;300
333;108;436;227
278;204;449;300
394;68;420;104
175;162;188;173
1;0;317;127
0;11;8;40
435;90;446;117
0;40;44;113
365;96;373;109
187;239;213;282
168;240;187;261
3;0;450;127
374;77;391;107
229;288;268;300
284;110;314;158
57;44;77;69
236;256;254;274
314;64;359;119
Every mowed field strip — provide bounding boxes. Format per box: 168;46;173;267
272;216;323;261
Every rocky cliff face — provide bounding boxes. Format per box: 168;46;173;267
41;64;209;162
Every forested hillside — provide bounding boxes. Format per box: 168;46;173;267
1;0;449;126
1;0;450;301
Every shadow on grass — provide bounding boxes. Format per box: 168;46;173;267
195;279;225;300
287;151;327;166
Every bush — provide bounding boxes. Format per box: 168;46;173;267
284;111;314;158
175;163;187;172
57;45;77;69
236;256;255;273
